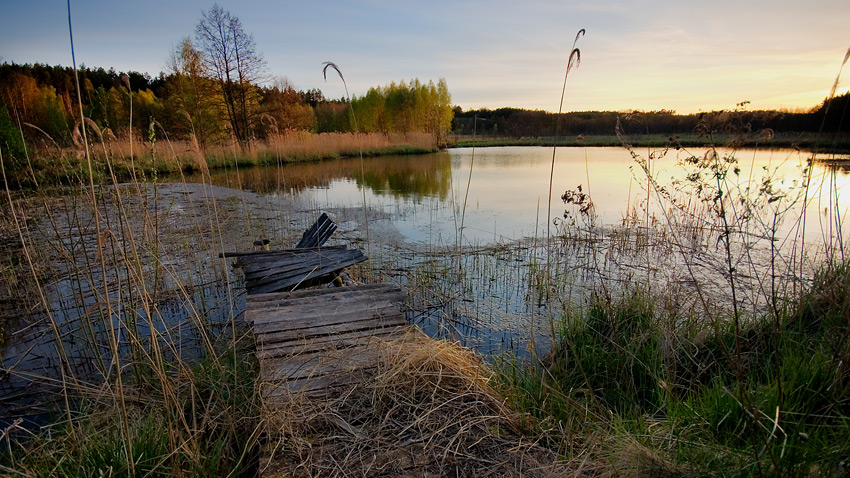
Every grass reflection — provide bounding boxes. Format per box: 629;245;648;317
179;152;453;201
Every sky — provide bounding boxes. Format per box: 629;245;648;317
1;0;848;114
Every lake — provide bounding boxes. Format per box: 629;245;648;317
194;145;850;248
183;145;850;354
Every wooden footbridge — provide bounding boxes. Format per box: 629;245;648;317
222;215;561;477
224;214;414;397
223;215;416;475
245;282;409;398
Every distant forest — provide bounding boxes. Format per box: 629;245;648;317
452;96;849;138
1;60;847;158
0;62;453;150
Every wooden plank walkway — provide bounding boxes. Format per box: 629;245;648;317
223;234;424;475
248;282;416;477
246;283;411;399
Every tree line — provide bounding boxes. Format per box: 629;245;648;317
0;4;454;157
452;95;849;138
2;2;846;160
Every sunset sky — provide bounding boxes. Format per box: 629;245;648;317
1;0;848;114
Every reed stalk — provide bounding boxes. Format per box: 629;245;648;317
323;62;371;260
67;2;135;474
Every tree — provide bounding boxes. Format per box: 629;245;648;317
0;105;26;161
195;4;265;147
349;78;453;142
299;88;325;108
314;102;350;133
164;37;226;147
0;71;71;144
260;78;315;133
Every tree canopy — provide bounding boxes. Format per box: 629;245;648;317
351;78;453;144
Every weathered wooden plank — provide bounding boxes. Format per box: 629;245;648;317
223;246;364;294
246;264;347;291
252;305;403;334
248;282;403;306
246;254;367;294
240;248;358;277
259;344;385;382
261;371;370;398
256;325;407;359
251;310;404;335
254;310;404;337
250;299;399;324
246;287;405;317
220;245;346;259
244;264;329;289
295;212;338;248
255;327;404;360
245;284;407;314
248;293;404;325
260;365;378;394
240;250;364;280
255;316;406;346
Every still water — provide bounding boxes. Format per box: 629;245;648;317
188;146;850;356
200;146;850;248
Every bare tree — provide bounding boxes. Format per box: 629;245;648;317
195;4;265;147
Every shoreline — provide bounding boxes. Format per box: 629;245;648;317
447;132;850;154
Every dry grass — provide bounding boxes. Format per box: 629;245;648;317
261;131;436;158
261;330;578;477
83;131;437;169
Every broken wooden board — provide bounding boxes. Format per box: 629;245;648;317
221;246;366;294
294;212;337;248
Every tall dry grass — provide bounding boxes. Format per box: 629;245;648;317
4;129;439;190
84;131;436;173
0;84;273;475
262;330;571;477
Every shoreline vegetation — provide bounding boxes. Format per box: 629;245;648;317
1;131;439;188
5;129;850;189
449;131;850;154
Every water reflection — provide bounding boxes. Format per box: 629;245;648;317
183;153;453;201
190;146;850;246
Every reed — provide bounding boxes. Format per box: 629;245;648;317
0;171;264;476
3;131;437;189
1;46;266;473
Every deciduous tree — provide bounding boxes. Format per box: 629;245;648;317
260;78;315;133
195;4;266;147
164;37;226;147
350;78;453;143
